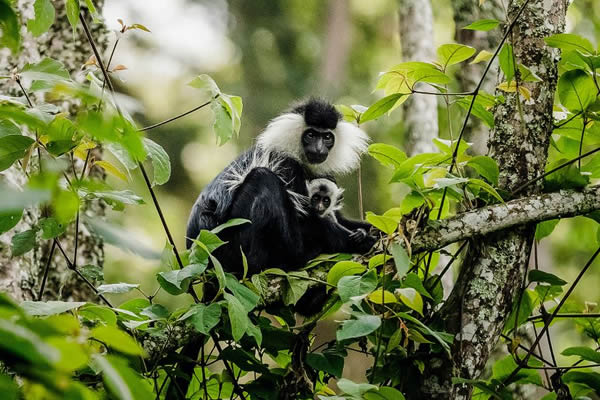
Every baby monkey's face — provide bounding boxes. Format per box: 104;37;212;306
310;191;331;216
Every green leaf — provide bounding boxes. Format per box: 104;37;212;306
91;325;146;356
11;229;36;257
52;189;79;223
79;305;117;326
368;143;407;169
143;138;170;186
0;319;59;366
0;135;35;172
535;219;559;240
188;74;220;96
491;355;543;386
437;43;476;69
0;374;18;400
79;264;104;283
528;270;567;286
467;178;504;202
337;378;378;397
337;269;378;303
27;0;55;36
93;355;154;400
306;352;344;378
84;0;100;22
544;160;589;191
557;69;597;112
456;95;495;128
226;275;260;311
39;217;65;239
360;93;405;123
211;218;251;234
365;212;397;235
390;243;410;278
157;263;207;295
396;288;423;315
224;293;248;342
21;57;70;82
562;346;600;364
467;156;499;185
504;289;534;333
64;0;80;34
184;303;221;335
336;314;381;341
0;1;20;54
0;209;22;235
462;19;500;31
545;33;595;55
562;371;600;393
86;218;160;260
327;261;366;287
403;273;433;299
364;387;406;400
499;43;515;83
97;283;139;295
0;120;20;138
367;289;397;304
21;300;85;316
284;271;310;306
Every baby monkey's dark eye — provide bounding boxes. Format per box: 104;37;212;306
323;197;331;206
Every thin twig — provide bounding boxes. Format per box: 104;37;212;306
139;99;214;132
502;245;600;386
37;240;57;300
411;89;474;96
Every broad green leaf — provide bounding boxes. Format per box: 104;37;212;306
437;43;476;69
79;264;104;283
491;355;543;386
52;189;79;224
545;33;595;55
337;379;378;397
367;143;407;169
364;387;406;400
64;0;79;34
365;212;397;235
504;289;534;333
390;243;410;278
93;355;154;400
46;115;78;156
562;347;600;364
225;274;260;311
470;50;493;64
0;120;20;138
224;293;248;342
210;254;226;290
211;218;251;234
39;217;65;239
84;0;100;22
0;135;35;171
81;189;144;210
396;287;423;315
562;371;600;394
456;96;495;128
528;270;567;286
91;325;146;356
499;43;515;83
412;68;451;85
142;138;170;186
535;219;559;240
337;269;378;303
558;69;597;112
403;273;433;299
11;229;36;257
544;160;589;191
284;271;310;306
0;1;20;54
97;283;139;295
157;263;207;295
188;74;220;97
79;304;117;326
21;57;69;82
327;261;366;287
0;209;22;235
467;178;504;202
462;19;499;31
0;319;59;366
467;156;499;185
360;93;405;123
518;64;542;82
86;218;160;259
367;289;397;304
21;300;85;316
0;374;18;400
306;352;344;378
27;0;55;36
336;314;381;341
184;303;221;335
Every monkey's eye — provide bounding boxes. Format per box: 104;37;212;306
305;130;315;139
324;132;334;142
323;197;331;206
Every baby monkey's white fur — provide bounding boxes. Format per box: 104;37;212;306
306;178;344;221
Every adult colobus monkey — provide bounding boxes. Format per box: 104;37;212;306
186;99;375;276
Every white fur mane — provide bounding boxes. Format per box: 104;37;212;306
306;178;344;220
256;113;369;175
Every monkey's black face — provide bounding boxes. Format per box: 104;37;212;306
310;193;331;216
302;128;335;164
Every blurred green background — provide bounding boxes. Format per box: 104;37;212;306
97;0;600;381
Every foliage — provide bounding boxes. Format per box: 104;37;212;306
0;1;600;400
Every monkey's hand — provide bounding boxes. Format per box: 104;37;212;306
350;228;377;253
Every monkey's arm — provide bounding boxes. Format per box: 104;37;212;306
335;212;372;232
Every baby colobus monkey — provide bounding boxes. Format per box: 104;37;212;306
306;178;369;241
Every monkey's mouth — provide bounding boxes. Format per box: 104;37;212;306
305;151;328;164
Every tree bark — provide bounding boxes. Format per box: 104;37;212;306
422;1;568;398
0;1;107;302
398;0;438;155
